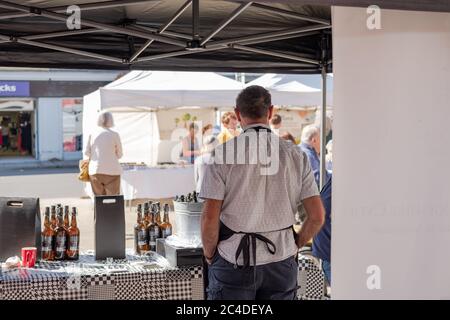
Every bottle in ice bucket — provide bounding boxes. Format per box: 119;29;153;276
179;195;185;202
160;203;172;239
54;208;67;260
193;191;198;203
41;207;55;261
148;204;161;251
67;207;80;260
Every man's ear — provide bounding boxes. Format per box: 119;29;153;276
234;108;242;122
268;105;274;120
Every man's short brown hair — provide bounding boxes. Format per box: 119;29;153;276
236;85;271;119
221;111;237;125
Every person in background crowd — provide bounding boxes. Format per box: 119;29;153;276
313;177;332;285
181;122;201;164
300;124;330;187
194;135;218;193
84;112;123;196
280;132;296;144
325;139;333;171
1;119;10;151
202;124;213;137
217;111;240;144
200;85;325;300
269;113;282;131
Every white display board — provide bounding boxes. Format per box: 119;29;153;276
332;6;450;299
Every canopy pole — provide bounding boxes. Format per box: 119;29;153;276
319;64;327;190
319;33;328;190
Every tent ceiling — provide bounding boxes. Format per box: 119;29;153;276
0;0;332;73
0;1;447;73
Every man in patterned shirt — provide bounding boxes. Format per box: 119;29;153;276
200;85;325;300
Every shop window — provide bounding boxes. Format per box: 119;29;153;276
62;98;83;152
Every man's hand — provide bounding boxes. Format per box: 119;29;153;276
201;199;223;264
296;195;325;249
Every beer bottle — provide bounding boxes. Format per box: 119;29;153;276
63;205;70;231
193;191;198;203
143;202;150;228
134;204;142;254
174;195;179;202
50;205;57;230
155;202;162;226
137;205;150;254
180;195;185;202
160;204;173;239
67;207;80;260
41;207;55;261
54;209;67;260
148;204;161;251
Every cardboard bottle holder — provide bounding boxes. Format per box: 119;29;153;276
94;195;125;260
0;197;41;262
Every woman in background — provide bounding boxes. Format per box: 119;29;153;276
84;112;123;196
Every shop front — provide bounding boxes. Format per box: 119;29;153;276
0;70;119;162
0;81;35;159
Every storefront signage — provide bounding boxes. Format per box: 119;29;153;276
0;81;30;97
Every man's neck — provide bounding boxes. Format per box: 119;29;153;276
240;118;269;128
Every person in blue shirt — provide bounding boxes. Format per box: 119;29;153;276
299;124;331;187
313;177;332;284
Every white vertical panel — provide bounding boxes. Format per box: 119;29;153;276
37;98;63;160
332;6;450;299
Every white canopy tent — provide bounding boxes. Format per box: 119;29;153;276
83;70;244;165
246;73;334;108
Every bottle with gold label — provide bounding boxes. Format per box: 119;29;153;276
66;207;80;260
41;207;55;261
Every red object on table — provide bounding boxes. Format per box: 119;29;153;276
21;247;37;268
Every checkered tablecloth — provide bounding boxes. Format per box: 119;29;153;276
297;253;328;300
0;251;204;301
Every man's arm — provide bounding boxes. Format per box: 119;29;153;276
295;195;325;248
201;198;223;264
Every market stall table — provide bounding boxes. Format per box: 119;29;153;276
0;250;204;300
85;164;195;201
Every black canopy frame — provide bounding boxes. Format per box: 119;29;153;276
0;0;332;73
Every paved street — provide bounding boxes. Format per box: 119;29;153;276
0;167;176;252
